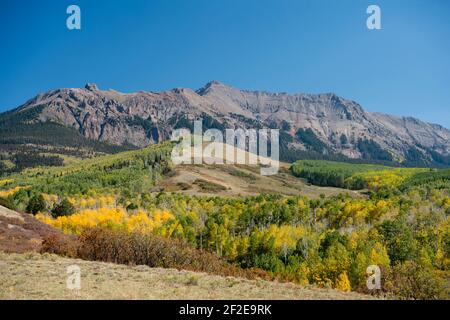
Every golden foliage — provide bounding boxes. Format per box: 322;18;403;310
0;179;13;187
0;186;24;198
67;195;116;209
42;194;59;208
442;198;450;210
37;207;174;235
335;272;351;292
349;168;422;190
270;225;307;251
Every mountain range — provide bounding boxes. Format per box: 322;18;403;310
1;80;450;170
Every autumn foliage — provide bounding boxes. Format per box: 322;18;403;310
41;227;273;282
3;144;450;299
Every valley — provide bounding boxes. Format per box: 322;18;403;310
0;141;449;299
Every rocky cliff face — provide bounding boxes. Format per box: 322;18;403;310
5;81;450;165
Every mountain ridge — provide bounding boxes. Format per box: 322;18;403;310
1;81;450;169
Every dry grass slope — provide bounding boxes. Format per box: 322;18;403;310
0;252;375;300
156;142;359;198
158;164;358;198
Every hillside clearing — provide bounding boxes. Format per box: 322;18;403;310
157;163;355;198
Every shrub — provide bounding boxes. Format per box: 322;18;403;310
26;194;46;215
40;233;78;258
51;198;75;218
0;197;16;210
40;227;273;282
126;202;139;210
176;182;192;190
193;179;227;192
384;261;447;300
62;228;274;281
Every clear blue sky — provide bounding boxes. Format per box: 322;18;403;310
1;0;449;127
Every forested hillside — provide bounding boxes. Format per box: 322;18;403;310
0;105;134;174
0;143;449;299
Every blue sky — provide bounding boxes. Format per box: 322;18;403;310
1;0;449;127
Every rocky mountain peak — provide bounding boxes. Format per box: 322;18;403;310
196;80;231;96
205;80;225;88
85;83;99;91
3;81;450;165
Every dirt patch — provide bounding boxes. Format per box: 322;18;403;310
0;205;24;222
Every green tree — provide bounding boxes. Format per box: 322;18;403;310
51;198;75;218
378;218;416;264
0;197;15;210
26;194;46;215
340;134;348;145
